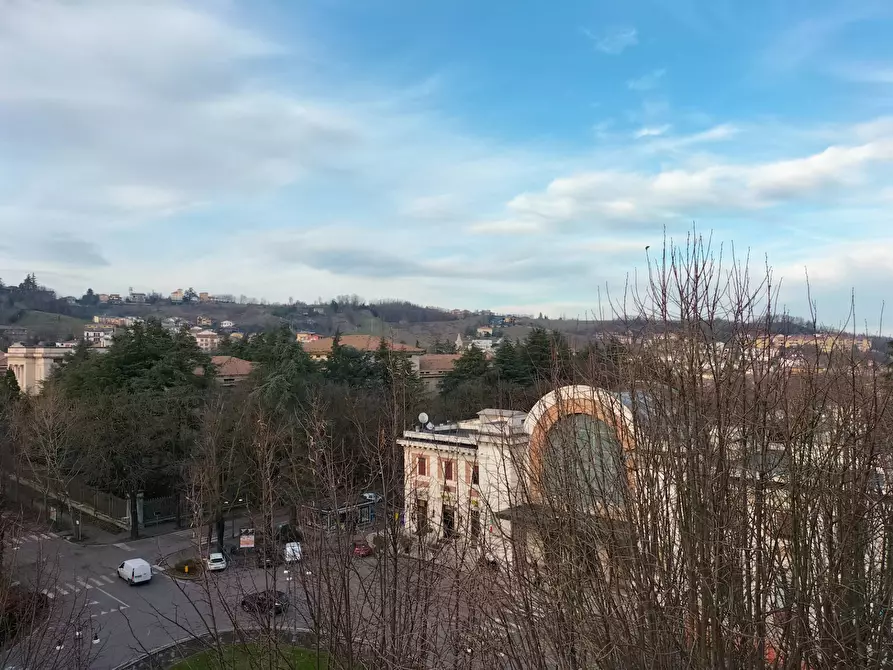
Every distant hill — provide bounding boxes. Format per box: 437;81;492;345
1;274;885;353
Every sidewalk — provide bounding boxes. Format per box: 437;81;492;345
73;506;292;546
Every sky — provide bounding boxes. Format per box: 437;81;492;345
1;0;892;332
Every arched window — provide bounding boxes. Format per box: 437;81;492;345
541;413;626;507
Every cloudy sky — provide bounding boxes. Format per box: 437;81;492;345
1;0;892;330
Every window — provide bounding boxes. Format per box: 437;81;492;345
415;499;428;534
417;456;427;477
444;460;454;481
471;464;480;486
470;509;481;538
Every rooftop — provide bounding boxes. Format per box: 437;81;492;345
195;355;254;377
418;353;461;372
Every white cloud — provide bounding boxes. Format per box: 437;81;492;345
470;131;893;234
627;69;666;91
583;27;638;55
634;125;671;139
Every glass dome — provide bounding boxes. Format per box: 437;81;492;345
541;413;626;506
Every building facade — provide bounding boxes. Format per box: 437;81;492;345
193;330;220;352
6;344;70;395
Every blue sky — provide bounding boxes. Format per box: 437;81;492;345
1;0;892;331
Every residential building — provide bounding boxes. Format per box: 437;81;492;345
195;355;254;386
83;325;117;347
129;292;146;303
418;354;461;392
63;296;78;305
196;315;213;327
199;292;210;302
98;294;110;303
170;289;184;303
93;316;138;327
220;320;235;329
476;326;494;337
5;343;70;395
193;330;220;352
295;331;320;344
229;332;245;341
0;352;7;374
469;338;501;352
108;293;122;304
303;335;424;370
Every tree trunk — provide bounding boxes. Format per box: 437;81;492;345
175;489;182;529
216;512;225;553
129;490;140;540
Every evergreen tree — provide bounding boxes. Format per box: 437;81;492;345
0;368;20;403
440;345;489;395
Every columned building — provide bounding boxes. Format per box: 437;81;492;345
5;343;70;395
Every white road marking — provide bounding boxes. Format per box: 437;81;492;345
11;581;19;587
99;575;114;584
76;578;93;590
28;534;39;541
95;586;129;609
100;611;107;616
39;533;54;539
40;589;55;599
65;583;77;591
113;542;134;551
89;578;105;587
151;565;164;573
54;586;69;595
88;600;100;606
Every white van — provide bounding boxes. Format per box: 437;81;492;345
117;558;152;585
284;541;302;563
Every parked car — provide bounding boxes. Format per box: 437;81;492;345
361;492;384;504
117;558;152;585
241;590;289;615
353;540;373;557
205;552;227;572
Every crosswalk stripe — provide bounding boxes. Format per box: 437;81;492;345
88;578;105;587
40;589;55;599
65;583;77;591
54;586;69;595
39;533;54;540
11;581;20;587
99;575;114;584
76;579;93;590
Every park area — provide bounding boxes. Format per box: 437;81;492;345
169;643;330;669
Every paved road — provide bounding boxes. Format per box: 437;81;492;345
2;518;531;669
2;519;314;669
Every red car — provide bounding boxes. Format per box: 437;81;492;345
352;540;373;557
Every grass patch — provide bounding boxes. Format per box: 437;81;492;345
169;643;329;669
13;310;86;340
167;558;203;580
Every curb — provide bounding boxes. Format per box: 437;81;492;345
111;626;314;670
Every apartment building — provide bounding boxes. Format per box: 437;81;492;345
193;330;220;352
303;335;423;370
417;354;460;392
83;324;117;347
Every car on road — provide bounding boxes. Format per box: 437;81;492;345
117;558;152;585
205;552;227;571
241;590;289;615
352;540;373;557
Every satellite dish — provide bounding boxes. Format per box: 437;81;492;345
418;412;429;424
426;422;435;431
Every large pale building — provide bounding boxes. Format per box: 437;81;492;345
5;344;70;395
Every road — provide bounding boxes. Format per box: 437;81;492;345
2;520;312;669
2;517;534;669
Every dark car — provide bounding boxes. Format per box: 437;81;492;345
241;590;289;615
353;540;373;557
